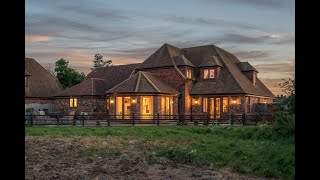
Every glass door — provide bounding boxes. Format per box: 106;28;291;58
215;98;221;119
123;97;131;119
141;96;153;119
161;97;172;119
116;97;123;119
210;98;215;118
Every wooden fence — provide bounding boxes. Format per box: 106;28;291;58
25;113;273;127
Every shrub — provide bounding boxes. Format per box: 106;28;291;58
26;107;34;112
272;111;295;137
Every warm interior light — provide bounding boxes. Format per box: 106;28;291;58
233;100;236;104
132;99;136;103
110;99;114;103
195;100;198;104
172;101;174;104
264;101;267;104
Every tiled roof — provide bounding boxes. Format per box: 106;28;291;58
106;71;179;94
135;43;180;69
173;55;195;67
25;57;63;97
54;78;107;96
236;62;258;72
182;45;273;97
198;55;223;67
54;63;140;97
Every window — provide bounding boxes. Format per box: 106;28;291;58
186;69;192;79
69;98;77;108
124;97;131;119
141;96;153;119
161;97;173;117
222;97;228;112
116;97;123;117
204;69;215;79
203;97;208;112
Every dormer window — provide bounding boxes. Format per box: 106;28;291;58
186;69;192;79
204;69;215;79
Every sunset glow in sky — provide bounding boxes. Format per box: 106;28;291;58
25;0;295;95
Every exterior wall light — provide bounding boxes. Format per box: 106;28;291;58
110;99;114;103
233;100;236;104
195;100;198;104
132;99;136;103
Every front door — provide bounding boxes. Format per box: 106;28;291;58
215;98;221;118
141;96;153;119
209;97;222;119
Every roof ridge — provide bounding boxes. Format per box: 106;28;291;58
105;74;134;94
141;72;161;92
214;46;247;93
135;72;141;92
171;55;187;80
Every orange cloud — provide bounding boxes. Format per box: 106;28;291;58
25;35;52;43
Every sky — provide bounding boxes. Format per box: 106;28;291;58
25;0;295;96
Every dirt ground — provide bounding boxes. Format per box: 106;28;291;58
25;136;269;180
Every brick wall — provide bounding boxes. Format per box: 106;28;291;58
55;97;107;114
142;68;185;90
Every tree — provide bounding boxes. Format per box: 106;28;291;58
54;58;86;89
279;75;295;114
91;54;113;70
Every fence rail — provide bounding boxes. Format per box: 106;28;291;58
25;113;273;127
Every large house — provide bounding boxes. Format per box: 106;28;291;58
25;57;63;112
54;43;274;119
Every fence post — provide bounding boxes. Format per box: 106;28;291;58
31;114;34;127
231;114;234;126
182;113;185;125
242;113;246;126
82;114;84;126
132;113;135;126
107;112;110;126
57;114;60;126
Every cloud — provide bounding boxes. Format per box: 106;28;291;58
259;78;287;96
25;35;52;43
233;50;270;60
255;61;295;73
164;15;260;31
215;33;295;45
202;0;294;9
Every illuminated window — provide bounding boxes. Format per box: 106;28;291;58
116;97;123;117
69;98;77;108
204;69;215;79
203;97;208;112
222;97;228;112
186;69;192;79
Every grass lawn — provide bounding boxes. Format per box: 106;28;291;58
26;126;295;179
